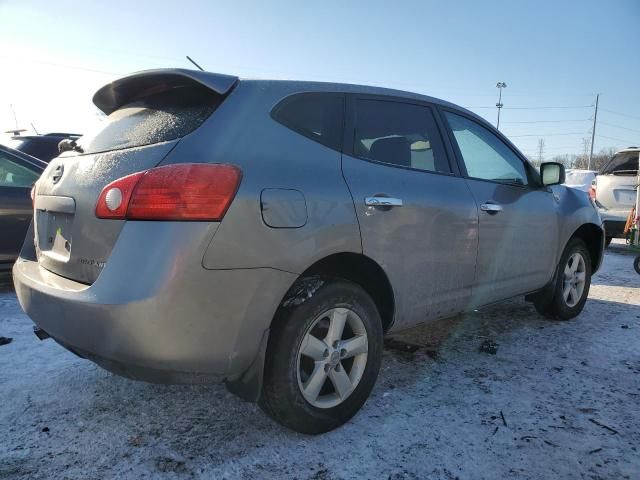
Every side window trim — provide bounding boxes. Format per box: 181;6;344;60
344;93;459;177
437;106;541;189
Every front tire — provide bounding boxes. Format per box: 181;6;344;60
534;238;592;320
259;278;383;434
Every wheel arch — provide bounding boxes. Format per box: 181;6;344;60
568;223;604;274
226;252;395;402
292;252;396;333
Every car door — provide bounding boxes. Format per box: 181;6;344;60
440;109;558;306
0;151;41;267
341;96;479;330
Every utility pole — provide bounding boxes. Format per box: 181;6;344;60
588;94;599;170
537;138;545;167
582;138;590;169
496;82;507;130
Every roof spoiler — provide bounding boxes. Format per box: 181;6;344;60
93;69;239;114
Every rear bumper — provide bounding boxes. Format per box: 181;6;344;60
12;223;296;383
598;208;629;238
603;220;626;238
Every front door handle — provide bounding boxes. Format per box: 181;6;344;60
365;196;403;207
480;202;503;214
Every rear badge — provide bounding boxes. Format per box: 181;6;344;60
79;258;106;269
51;164;64;184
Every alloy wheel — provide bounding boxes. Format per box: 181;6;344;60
296;307;369;409
562;252;586;308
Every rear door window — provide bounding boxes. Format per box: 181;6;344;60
351;99;450;173
601;152;639;175
271;93;344;151
76;86;222;155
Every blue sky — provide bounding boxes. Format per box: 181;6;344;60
1;0;639;159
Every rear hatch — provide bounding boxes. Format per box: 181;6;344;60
33;69;237;284
596;151;639;210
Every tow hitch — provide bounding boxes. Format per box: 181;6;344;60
33;327;51;341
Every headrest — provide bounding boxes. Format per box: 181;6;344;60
369;137;411;167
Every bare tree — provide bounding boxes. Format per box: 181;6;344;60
568;147;615;171
552;154;571;168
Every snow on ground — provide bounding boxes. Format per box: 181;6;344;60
1;242;639;479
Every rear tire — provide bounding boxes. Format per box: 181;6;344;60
534;238;592;320
259;278;383;434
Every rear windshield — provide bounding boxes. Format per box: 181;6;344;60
600;151;639;175
76;85;221;155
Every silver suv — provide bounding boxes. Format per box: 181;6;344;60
592;148;639;245
13;69;604;433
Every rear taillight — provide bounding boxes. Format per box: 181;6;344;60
96;163;242;221
95;171;145;219
589;180;596;200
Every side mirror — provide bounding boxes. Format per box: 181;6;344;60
540;162;565;186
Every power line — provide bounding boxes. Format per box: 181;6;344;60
596;133;639;144
508;132;590;138
599;121;640;134
501;118;591;124
600;108;640;121
468;105;593;110
526;144;590;151
0;55;123;76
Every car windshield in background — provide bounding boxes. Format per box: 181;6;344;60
0;152;40;187
76;85;221;155
600;151;639;175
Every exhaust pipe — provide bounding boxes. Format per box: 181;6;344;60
33;326;51;341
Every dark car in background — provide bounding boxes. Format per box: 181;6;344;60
8;132;81;162
0;144;46;271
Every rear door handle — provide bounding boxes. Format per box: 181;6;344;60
365;197;403;207
480;202;503;213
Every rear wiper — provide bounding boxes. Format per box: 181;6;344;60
58;138;84;154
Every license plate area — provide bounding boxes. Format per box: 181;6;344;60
34;195;76;263
615;189;636;205
36;212;73;262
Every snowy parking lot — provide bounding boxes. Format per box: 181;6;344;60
1;242;639;480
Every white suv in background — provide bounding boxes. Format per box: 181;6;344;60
564;169;597;193
592;147;639;246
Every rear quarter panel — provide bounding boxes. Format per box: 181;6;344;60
161;81;362;273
